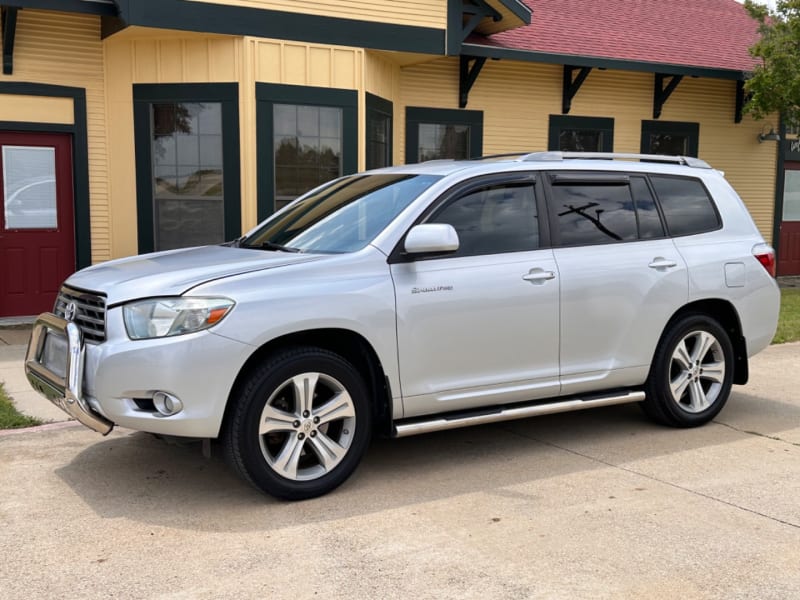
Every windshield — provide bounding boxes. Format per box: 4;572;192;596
241;173;441;253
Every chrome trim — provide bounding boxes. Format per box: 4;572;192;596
518;151;712;169
24;313;114;435
54;286;107;343
393;391;645;438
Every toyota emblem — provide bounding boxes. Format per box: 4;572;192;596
64;301;78;322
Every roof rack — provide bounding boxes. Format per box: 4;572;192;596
469;152;528;161
517;151;712;169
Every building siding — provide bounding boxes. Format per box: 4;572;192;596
398;57;777;240
104;31;244;258
1;10;109;261
188;0;448;29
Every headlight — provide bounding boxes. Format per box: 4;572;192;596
123;297;235;340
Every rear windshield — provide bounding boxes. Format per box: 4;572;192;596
241;174;441;254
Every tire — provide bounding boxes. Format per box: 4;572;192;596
223;347;372;500
642;314;734;428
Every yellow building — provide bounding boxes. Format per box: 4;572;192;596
0;0;793;317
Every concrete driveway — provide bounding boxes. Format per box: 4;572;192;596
1;343;799;599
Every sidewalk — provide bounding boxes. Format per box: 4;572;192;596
0;326;69;423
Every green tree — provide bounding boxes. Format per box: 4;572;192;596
744;0;800;125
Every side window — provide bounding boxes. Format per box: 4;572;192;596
429;183;538;257
630;176;666;239
650;175;719;236
550;179;637;246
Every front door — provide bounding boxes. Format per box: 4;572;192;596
778;162;800;275
0;132;74;317
391;176;560;418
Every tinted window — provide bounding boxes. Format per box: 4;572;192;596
429;183;538;257
551;182;637;246
650;176;719;236
630;177;665;239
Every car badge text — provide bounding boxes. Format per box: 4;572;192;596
412;285;453;295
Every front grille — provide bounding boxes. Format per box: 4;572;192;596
54;286;107;343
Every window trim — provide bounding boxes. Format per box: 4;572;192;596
640;120;700;157
405;107;483;164
256;82;358;221
133;82;241;254
548;115;614;152
366;92;393;170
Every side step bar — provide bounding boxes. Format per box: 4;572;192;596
393;390;645;438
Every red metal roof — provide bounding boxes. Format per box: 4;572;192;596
468;0;760;73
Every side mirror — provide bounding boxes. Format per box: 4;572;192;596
404;224;460;255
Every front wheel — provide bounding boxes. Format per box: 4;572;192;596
643;314;734;428
224;347;372;500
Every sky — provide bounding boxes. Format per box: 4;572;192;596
736;0;778;9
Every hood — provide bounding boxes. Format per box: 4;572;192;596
66;245;325;306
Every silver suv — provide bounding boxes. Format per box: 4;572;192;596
25;152;780;500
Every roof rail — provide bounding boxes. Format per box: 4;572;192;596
469;152;528;161
518;151;712;169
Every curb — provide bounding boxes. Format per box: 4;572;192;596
0;420;80;437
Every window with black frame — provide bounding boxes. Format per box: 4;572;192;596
549;115;614;152
406;107;483;163
366;93;393;170
256;83;357;221
133;83;241;254
641;120;699;157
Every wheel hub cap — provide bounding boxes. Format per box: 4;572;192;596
257;372;356;481
668;330;725;414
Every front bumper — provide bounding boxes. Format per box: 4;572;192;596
24;313;114;434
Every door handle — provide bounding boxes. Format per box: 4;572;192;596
522;268;556;283
648;257;678;269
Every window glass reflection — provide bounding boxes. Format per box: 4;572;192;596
273;104;343;210
3;146;57;230
151;102;224;250
418;123;470;162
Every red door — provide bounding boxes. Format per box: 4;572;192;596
0;132;75;317
778;161;800;276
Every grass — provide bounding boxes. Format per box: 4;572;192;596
0;382;41;429
773;288;800;344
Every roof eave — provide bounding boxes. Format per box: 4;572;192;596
462;42;751;80
3;0;118;17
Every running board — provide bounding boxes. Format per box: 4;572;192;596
393;390;645;438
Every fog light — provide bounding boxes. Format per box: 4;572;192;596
153;391;183;416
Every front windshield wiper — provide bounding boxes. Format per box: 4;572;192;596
252;240;302;253
220;236;244;248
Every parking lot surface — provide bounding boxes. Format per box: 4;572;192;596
1;343;799;599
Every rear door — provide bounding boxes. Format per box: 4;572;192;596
0;132;74;317
544;172;688;395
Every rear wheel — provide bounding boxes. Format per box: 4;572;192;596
643;314;734;427
224;347;372;500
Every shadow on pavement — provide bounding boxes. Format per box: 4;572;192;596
54;388;800;533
